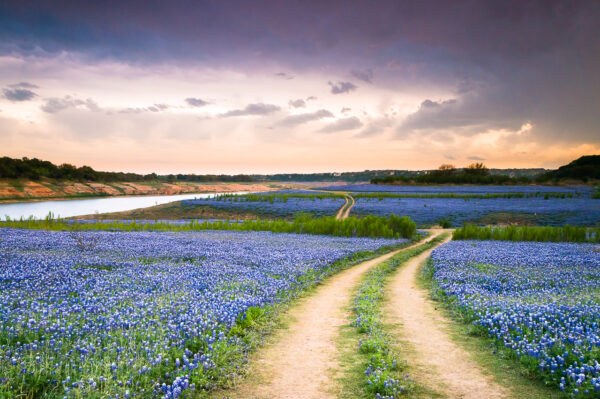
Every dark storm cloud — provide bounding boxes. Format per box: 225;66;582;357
279;109;333;127
328;81;357;95
221;103;280;117
288;99;306;108
3;88;37;101
185;98;209;107
320;117;362;133
350;69;373;83
1;1;599;144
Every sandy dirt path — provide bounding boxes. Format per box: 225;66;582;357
335;195;350;220
341;194;354;219
334;193;354;220
385;237;511;399
226;233;442;399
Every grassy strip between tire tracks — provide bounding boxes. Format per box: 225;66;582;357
340;233;449;398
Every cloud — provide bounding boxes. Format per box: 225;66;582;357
351;69;373;83
467;156;485;161
186;97;209;107
306;96;317;101
444;154;456;160
397;97;520;136
275;72;294;80
222;103;280;117
328;81;357;94
9;82;39;89
341;107;351;113
3;88;37;102
41;96;100;113
147;104;169;112
320;116;363;133
279;109;334;127
119;104;170;114
356;117;393;137
288;99;306;108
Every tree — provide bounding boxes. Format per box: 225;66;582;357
464;162;489;176
437;164;456;174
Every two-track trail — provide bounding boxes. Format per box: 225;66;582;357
226;232;444;399
335;193;355;220
385;236;511;399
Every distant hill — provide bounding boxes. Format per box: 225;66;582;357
539;155;600;182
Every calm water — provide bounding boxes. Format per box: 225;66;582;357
0;192;244;220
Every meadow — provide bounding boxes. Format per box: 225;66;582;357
427;240;600;396
2;182;600;399
0;228;408;398
183;190;346;219
350;196;600;227
320;184;592;194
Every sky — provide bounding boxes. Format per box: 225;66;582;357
0;0;599;174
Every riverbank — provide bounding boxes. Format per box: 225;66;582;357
0;179;287;202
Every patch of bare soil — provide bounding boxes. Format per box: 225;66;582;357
385;237;511;399
23;181;57;197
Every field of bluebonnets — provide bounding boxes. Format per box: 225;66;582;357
428;240;600;396
183;190;345;218
319;184;599;227
0;227;405;398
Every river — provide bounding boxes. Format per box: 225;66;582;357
0;192;240;220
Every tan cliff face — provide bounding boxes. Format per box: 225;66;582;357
0;180;284;201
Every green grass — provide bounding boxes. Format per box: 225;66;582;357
1;213;417;239
418;260;567;399
453;224;600;243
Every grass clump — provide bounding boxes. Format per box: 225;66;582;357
453;224;600;243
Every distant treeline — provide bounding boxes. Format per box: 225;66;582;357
371;163;531;185
453;224;600;243
1;213;417;239
372;156;600;185
0;156;255;182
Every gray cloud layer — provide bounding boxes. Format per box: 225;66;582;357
351;69;373;83
279;109;334;127
320;116;363;133
41;96;100;113
222;103;280;117
186;97;209;107
288;99;306;108
328;81;357;95
3;88;37;101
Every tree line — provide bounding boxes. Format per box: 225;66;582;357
0;156;255;182
372;155;600;185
